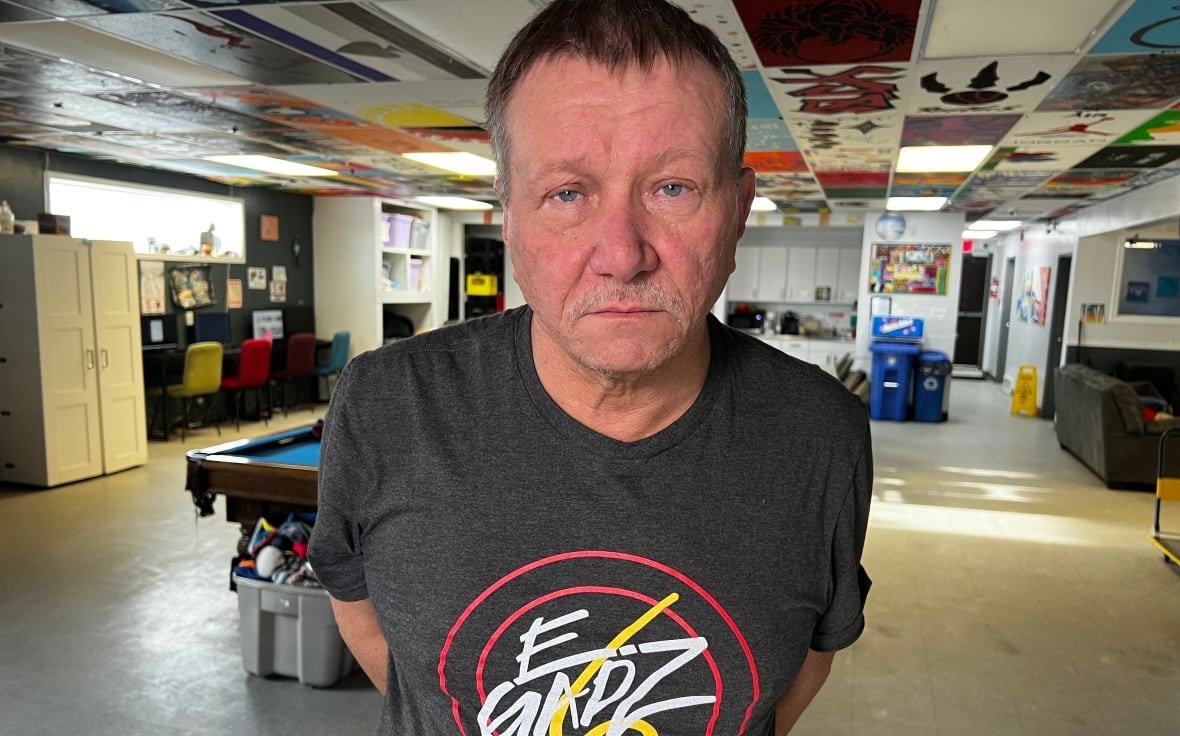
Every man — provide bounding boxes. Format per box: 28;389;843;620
309;1;872;734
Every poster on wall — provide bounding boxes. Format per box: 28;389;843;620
226;278;243;309
1118;240;1180;316
247;267;267;290
1082;303;1105;324
269;280;287;303
168;265;216;309
868;242;951;294
139;261;165;315
1016;266;1051;325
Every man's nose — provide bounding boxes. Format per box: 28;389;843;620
587;194;659;282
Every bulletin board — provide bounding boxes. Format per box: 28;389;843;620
869;242;951;295
168;264;217;309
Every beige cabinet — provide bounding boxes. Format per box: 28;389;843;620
0;235;147;487
313;196;441;356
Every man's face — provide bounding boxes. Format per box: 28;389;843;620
500;55;755;378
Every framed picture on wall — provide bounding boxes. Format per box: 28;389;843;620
260;214;279;242
868;242;951;295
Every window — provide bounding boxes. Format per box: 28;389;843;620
1116;239;1180;318
46;173;245;263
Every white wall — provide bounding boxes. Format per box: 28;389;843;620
989;227;1077;402
853;211;965;366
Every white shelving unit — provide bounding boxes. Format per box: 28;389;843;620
313;196;442;357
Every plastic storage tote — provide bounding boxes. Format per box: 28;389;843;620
234;574;356;687
869;342;920;421
914;350;953;422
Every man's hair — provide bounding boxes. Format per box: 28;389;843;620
485;0;747;202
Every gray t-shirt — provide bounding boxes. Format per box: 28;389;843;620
310;307;871;736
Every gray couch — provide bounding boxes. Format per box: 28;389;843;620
1054;364;1180;488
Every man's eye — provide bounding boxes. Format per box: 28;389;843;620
661;183;686;197
555;190;581;203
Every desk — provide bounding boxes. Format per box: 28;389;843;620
186;424;319;554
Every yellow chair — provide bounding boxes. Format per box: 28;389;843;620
1150;427;1180;567
148;341;223;442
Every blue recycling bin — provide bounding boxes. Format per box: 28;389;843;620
869;342;920;421
913;351;953;422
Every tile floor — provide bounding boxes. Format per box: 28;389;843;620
1;379;1177;735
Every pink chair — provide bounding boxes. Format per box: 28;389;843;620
220;338;272;430
270;332;317;416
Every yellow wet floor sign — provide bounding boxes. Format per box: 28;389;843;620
1011;364;1038;417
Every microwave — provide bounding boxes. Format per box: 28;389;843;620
727;310;765;332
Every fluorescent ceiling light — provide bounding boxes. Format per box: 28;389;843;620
1123;239;1158;249
750;196;777;212
887;196;947;211
962;230;997;240
402;152;497;176
970;220;1021;231
205;155;338;177
415;196;493;210
896;145;992;172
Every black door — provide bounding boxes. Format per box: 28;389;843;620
1041;255;1072;420
954;254;991;366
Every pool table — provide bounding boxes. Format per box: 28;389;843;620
186;424;320;554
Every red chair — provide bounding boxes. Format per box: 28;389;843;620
270;332;317;416
220;338;272;430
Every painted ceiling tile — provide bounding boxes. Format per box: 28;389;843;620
822;187;888;199
743;70;780;118
888;183;961;198
677;0;759;69
1127;166;1180;188
14;0;184;17
1045;168;1143;187
732;0;920;67
212;8;394;82
1004;110;1156;147
92;131;222;157
999;197;1089;215
398;127;491;158
1114;111;1180;144
923;0;1116;58
355;103;473;129
900;114;1020;146
1075;145;1180;170
786;114;901;150
773;200;831;213
747;119;797;152
755;172;824;199
808;154;891;173
280;79;487;127
79;11;365;85
815;171;890;187
766;63;909;116
1090;0;1180;55
743;150;808;173
0;98;117;133
91;90;280;133
1036;55;1180;111
0;120;62;136
9;131;164;161
981;145;1098;172
892;172;969;187
969;171;1055;188
909;57;1076;116
164;131;302;157
6;91;217;133
185;86;363;126
0;47;144;95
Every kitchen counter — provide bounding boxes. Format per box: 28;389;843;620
757;333;854;369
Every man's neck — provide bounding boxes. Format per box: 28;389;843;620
530;320;712;443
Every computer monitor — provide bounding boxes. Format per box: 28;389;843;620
252;309;284;340
194;312;232;344
140;315;179;349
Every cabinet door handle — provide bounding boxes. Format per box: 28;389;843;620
85;349;95;370
100;349;109;369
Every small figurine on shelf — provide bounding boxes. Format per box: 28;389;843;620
0;201;15;234
199;223;220;256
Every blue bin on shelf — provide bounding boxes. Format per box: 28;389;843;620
869;342;920;421
913;351;953;422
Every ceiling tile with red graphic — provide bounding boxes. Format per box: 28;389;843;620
733;0;921;67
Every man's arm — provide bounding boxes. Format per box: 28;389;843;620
329;596;389;694
774;649;835;735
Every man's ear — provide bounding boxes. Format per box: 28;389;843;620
736;166;756;240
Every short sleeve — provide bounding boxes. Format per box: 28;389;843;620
308;361;371;602
811;426;873;652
